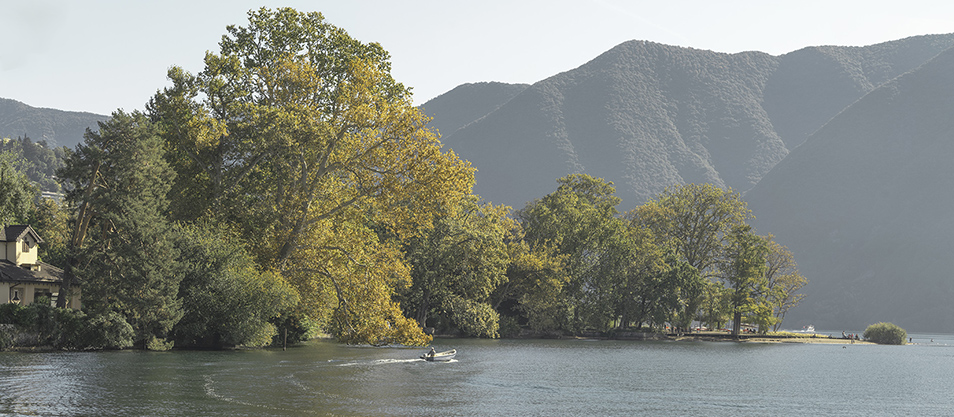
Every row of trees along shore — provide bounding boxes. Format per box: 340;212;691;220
1;7;806;350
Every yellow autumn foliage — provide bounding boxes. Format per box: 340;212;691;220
151;7;472;345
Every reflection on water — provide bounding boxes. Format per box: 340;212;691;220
2;335;954;416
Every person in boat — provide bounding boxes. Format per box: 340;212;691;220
428;347;436;358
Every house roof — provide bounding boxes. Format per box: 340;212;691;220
0;260;65;284
0;225;43;244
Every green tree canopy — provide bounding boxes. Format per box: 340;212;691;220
0;151;36;225
172;222;299;348
0;136;66;192
630;183;753;330
631;183;750;277
494;237;568;333
401;196;512;338
721;225;770;336
517;174;622;331
763;237;808;331
28;197;70;267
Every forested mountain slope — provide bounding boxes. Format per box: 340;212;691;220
746;46;954;332
423;34;954;209
0;136;67;192
763;34;954;149
420;82;528;138
0;98;106;149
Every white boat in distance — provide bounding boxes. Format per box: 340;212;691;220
421;349;456;362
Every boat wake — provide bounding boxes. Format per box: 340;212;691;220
204;374;314;414
337;358;426;367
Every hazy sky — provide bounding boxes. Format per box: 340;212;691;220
3;0;953;115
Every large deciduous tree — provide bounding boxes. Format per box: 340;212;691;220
632;183;751;278
631;183;751;329
148;7;472;344
28;197;70;268
721;225;770;336
763;237;807;331
517;174;621;332
493;235;568;333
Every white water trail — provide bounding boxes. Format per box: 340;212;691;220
337;358;426;367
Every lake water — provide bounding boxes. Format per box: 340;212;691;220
2;333;953;416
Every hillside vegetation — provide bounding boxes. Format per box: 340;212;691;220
746;45;954;332
425;34;954;209
421;82;529;138
0;136;67;192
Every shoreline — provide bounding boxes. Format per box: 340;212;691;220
645;331;873;344
542;330;876;344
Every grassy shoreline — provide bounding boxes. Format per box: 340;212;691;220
667;331;874;344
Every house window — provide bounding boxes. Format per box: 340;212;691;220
34;291;53;306
22;240;29;252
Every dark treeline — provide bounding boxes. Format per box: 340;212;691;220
0;8;805;351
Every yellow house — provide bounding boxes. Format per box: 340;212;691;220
0;225;81;309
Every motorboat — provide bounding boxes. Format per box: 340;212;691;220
421;348;456;362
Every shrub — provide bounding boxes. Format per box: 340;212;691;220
84;312;135;350
0;303;24;325
28;302;58;344
270;308;319;347
0;303;35;327
144;336;174;351
863;322;907;345
173;223;300;349
443;295;500;338
53;308;88;349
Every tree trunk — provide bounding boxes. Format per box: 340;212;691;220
57;160;101;309
56;257;77;308
415;289;430;327
732;311;742;337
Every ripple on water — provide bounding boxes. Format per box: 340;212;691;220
3;337;954;416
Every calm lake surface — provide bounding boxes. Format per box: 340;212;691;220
2;333;953;416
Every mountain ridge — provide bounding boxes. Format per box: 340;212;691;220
420;81;529;139
746;44;954;332
0;97;107;148
425;33;954;210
